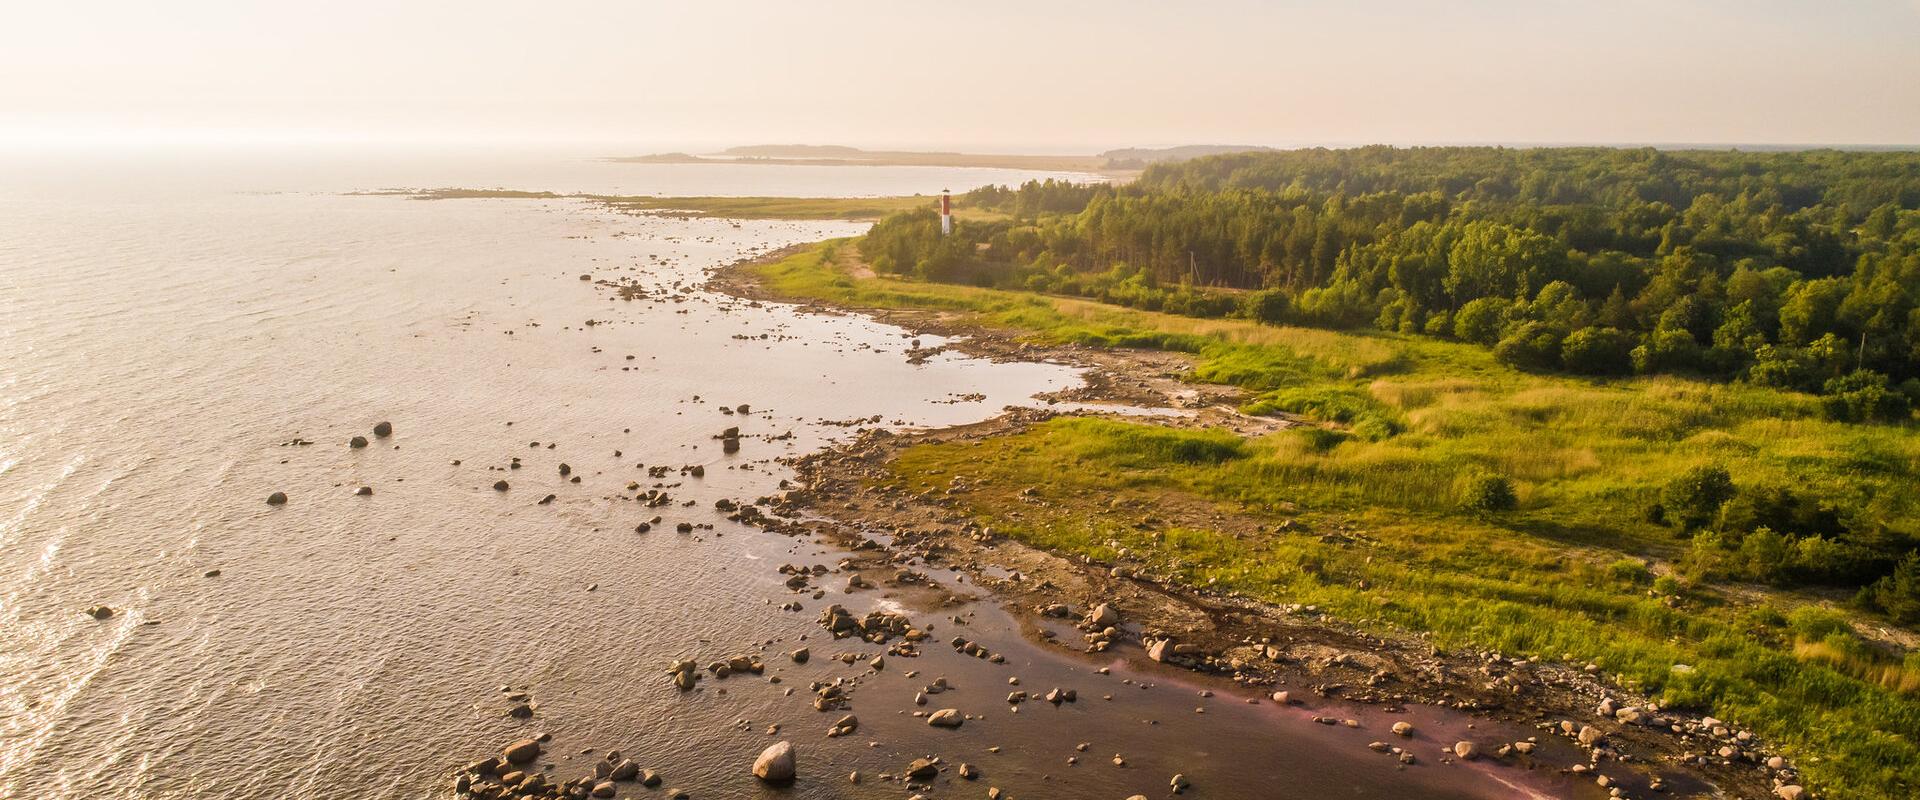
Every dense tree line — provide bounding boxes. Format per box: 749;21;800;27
865;148;1920;420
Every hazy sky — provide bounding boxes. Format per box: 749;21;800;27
3;0;1917;151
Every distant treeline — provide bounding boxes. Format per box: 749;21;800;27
864;147;1920;420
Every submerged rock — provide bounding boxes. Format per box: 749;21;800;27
349;435;368;449
372;421;393;437
84;605;115;620
266;491;287;506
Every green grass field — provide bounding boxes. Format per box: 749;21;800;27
754;241;1920;799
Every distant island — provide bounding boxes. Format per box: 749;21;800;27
1096;144;1274;168
610;144;1278;175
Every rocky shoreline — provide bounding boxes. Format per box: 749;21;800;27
708;247;1808;800
445;245;1809;800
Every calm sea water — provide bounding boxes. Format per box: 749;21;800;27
0;148;1583;799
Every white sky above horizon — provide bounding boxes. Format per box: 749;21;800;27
2;0;1917;152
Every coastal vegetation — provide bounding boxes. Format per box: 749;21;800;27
750;219;1920;797
864;149;1920;419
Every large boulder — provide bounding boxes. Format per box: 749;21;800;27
753;741;796;782
502;739;541;765
1086;603;1120;628
927;708;964;728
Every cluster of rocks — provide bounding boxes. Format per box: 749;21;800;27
711;497;765;525
500;685;536;719
455;739;670;800
817;604;922;646
945;631;1005;663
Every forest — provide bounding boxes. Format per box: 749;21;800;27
863;147;1920;423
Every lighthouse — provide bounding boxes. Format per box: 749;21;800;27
939;189;952;236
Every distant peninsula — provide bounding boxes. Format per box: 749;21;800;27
608;144;1275;175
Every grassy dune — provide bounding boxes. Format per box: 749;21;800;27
753;241;1920;799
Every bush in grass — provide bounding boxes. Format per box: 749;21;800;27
1607;558;1653;584
1560;326;1636;375
1662;465;1736;532
1462;474;1518;514
1858;554;1920;625
1493;322;1565;371
1244;288;1292;325
1452;297;1510;344
1822;370;1912;423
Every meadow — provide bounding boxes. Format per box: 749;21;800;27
754;240;1920;799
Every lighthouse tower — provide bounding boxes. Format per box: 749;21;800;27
939;189;953;236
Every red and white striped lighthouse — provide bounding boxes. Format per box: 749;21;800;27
939;189;952;236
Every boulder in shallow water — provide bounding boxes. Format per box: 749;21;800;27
927;708;964;728
355;486;373;496
266;491;287;506
373;421;392;437
1453;741;1478;760
349;436;368;449
752;741;796;782
493;480;510;492
502;739;541;764
84;605;114;620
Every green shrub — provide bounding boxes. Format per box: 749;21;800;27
1823;370;1913;423
1662;465;1736;531
1462;474;1518;514
1607;558;1653;584
1493;322;1564;371
1560;326;1636;375
1453;297;1510;344
1859;554;1920;624
1244;288;1292;324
